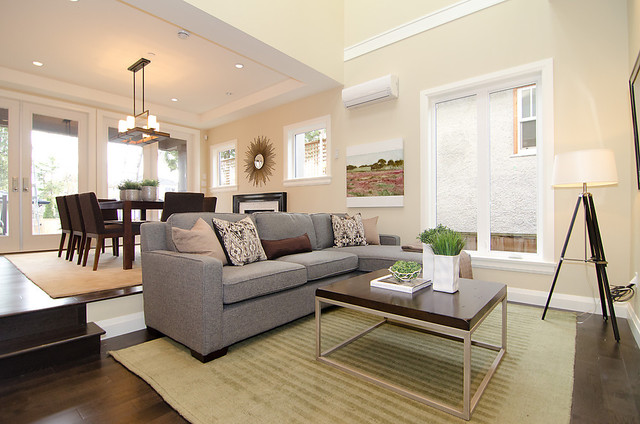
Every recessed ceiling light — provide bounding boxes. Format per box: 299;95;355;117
235;63;244;69
171;98;178;102
226;92;233;96
32;61;43;67
177;30;190;40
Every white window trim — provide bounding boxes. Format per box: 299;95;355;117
419;59;555;273
517;86;537;155
283;115;332;187
210;139;237;191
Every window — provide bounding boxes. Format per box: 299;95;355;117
158;138;188;198
210;140;237;190
515;85;537;154
283;115;331;186
421;60;554;271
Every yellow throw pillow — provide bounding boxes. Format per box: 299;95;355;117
172;218;228;265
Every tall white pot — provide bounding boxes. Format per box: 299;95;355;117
422;243;434;282
433;254;461;293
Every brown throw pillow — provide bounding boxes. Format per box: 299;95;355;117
261;233;312;260
172;218;228;265
362;216;380;245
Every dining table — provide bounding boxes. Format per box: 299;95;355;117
99;200;164;270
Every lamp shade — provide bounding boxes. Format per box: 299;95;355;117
552;148;618;188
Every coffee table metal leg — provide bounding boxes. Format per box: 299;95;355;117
464;333;472;420
315;297;321;359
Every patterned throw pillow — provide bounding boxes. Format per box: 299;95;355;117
331;214;367;247
212;217;267;266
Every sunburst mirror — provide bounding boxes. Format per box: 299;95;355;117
244;135;275;186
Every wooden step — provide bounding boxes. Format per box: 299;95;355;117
0;322;105;378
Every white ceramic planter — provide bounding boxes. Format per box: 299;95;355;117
422;243;434;282
120;189;141;201
433;254;461;293
141;186;157;201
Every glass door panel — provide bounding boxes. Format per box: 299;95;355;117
21;103;87;251
0;99;20;252
30;114;79;235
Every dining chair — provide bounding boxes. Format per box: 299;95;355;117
202;196;217;212
98;198;121;255
160;192;205;221
66;194;86;264
55;196;73;259
78;192;141;271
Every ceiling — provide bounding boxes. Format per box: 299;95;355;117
0;0;340;129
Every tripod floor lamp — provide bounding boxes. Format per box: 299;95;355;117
542;148;620;341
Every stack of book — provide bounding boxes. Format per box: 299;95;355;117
370;274;432;293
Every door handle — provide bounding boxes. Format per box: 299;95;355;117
12;177;18;192
22;177;29;192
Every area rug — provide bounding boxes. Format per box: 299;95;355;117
110;303;576;424
5;248;142;298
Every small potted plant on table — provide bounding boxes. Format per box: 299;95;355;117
118;180;141;201
140;179;159;201
430;227;466;293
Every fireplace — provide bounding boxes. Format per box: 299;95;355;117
232;192;287;214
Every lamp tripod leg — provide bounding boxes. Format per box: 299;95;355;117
584;194;620;342
543;196;582;320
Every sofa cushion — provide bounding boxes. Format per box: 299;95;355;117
331;214;367;247
171;218;228;264
310;213;334;250
213;216;267;266
277;250;358;281
329;245;423;273
165;212;249;251
261;233;312;260
253;212;318;250
222;260;307;304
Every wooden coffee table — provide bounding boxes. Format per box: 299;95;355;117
315;269;507;420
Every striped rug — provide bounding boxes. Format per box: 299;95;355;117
110;303;575;423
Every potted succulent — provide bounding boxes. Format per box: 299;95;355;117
140;179;159;201
430;227;466;293
417;224;450;282
118;180;141;201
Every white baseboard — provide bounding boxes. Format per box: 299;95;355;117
627;303;640;349
95;312;146;339
507;287;629;318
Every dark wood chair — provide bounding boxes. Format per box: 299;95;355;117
202;196;217;212
55;196;72;259
78;192;141;271
160;192;205;221
98;198;120;255
66;194;86;264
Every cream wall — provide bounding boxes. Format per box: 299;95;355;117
627;0;640;320
205;0;634;300
184;0;344;84
344;0;455;46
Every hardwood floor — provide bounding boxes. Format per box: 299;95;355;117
0;309;637;423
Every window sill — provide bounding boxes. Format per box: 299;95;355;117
510;150;537;158
283;176;332;187
209;184;237;192
468;252;556;274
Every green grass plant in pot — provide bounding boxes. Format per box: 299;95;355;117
118;180;141;201
140;179;159;201
430;228;466;293
417;224;451;282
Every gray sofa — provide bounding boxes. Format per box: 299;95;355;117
140;211;425;362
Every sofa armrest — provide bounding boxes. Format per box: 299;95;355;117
141;221;169;252
142;250;224;357
379;234;400;246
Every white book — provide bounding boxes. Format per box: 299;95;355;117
370;274;432;294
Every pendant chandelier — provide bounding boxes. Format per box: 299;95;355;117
112;58;170;145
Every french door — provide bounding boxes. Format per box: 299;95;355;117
0;98;88;253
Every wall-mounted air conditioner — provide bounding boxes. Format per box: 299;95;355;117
342;74;399;109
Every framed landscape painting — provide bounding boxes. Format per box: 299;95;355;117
346;138;404;207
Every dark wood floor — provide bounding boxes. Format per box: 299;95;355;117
0;310;637;423
0;253;638;423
